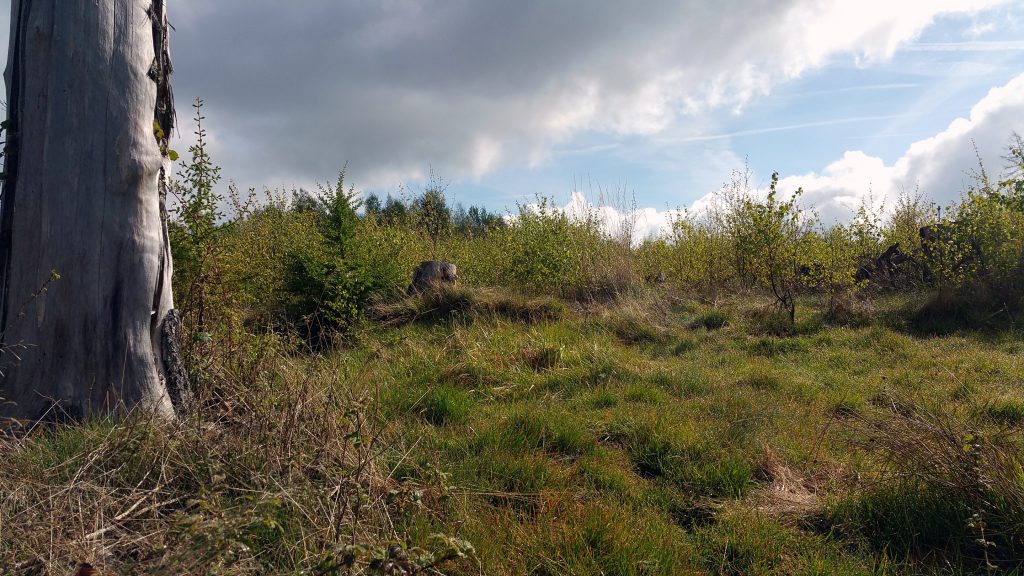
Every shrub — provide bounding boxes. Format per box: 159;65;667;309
269;173;412;339
917;137;1024;323
280;243;372;341
716;171;816;324
664;209;735;296
349;218;424;296
884;186;935;261
490;195;639;299
501;197;583;294
214;199;323;322
169;98;225;334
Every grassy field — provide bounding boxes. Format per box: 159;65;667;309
4;98;1024;576
6;287;1022;575
367;290;1024;575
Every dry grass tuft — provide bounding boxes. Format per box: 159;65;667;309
833;393;1024;569
0;334;466;575
748;445;822;520
370;286;565;327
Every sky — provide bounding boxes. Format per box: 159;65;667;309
3;1;1024;238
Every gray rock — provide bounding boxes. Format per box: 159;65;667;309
408;261;459;295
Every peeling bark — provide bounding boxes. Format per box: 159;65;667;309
0;0;189;420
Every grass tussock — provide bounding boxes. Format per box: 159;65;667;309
909;287;1022;335
831;395;1024;570
690;308;729;330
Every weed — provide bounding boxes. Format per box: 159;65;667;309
691;309;729;330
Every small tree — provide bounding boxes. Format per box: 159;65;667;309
715;165;758;287
884;186;935;255
169;98;223;334
924;137;1024;295
315;169;363;252
411;175;452;258
803;224;864;322
723;172;815;324
666;209;732;298
278;170;371;343
363;193;383;219
382;196;410;227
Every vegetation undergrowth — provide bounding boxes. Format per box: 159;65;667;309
4;110;1024;574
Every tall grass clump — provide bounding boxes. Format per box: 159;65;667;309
832;395;1024;569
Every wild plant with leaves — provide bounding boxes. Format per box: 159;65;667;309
718;171;815;323
169;97;224;335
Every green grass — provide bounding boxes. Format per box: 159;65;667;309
5;291;1024;575
421;385;475;425
982;398;1024;425
690;308;729;330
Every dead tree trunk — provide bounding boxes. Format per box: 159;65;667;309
0;0;189;421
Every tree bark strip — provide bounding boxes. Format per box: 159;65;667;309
0;0;186;420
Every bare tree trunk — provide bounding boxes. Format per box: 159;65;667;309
0;0;189;421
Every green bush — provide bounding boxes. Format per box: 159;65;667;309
663;210;735;296
280;244;372;341
349;218;424;296
502;197;590;294
918;136;1024;322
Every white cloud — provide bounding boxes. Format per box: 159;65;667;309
158;0;1008;190
776;71;1024;221
561;71;1024;237
0;1;1011;197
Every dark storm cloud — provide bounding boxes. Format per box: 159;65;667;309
167;0;795;189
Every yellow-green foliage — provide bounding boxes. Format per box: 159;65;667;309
501;197;596;294
934;191;1024;289
215;201;325;318
885;187;935;253
350;216;429;295
664;211;735;295
438;197;636;299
